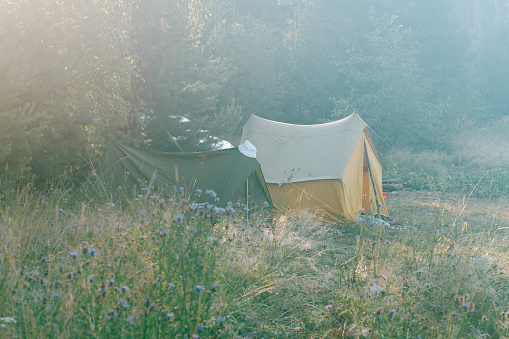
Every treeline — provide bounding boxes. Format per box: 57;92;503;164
1;0;507;178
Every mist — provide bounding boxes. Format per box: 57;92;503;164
1;0;508;176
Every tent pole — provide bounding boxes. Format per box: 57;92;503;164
246;178;249;224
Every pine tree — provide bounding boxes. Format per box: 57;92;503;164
0;21;47;173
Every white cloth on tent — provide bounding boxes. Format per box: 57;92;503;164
238;140;257;158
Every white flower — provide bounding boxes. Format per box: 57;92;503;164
0;317;16;324
369;283;384;296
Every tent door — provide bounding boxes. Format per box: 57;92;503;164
362;142;380;215
362;161;370;211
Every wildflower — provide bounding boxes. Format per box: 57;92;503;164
109;278;115;286
294;326;301;331
211;237;218;243
370;283;384;296
468;302;475;311
191;335;199;339
108;308;118;317
169;282;176;289
59;263;64;270
179;187;185;193
385;240;391;245
125;316;132;323
198;325;205;332
452;310;458;316
174;214;184;222
462;302;469;310
102;289;108;296
167;312;174;320
194;284;206;294
389;309;397;318
205;189;217;199
118;286;130;293
432;304;437;311
118;298;127;306
87;275;94;282
41;257;48;263
226;205;236;214
211;284;218;291
45;308;51;314
217;316;226;323
213;206;225;214
66;271;77;279
325;305;333;311
87;247;98;256
189;202;198;210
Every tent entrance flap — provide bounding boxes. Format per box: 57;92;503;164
363;141;382;216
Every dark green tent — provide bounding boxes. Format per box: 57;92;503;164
98;143;272;207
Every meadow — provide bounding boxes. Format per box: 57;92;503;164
1;145;509;338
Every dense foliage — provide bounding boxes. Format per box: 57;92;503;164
1;0;508;176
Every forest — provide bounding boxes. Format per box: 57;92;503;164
2;1;509;338
1;0;508;178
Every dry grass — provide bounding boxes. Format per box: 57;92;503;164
1;173;509;337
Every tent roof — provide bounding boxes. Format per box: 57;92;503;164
99;143;272;207
240;113;369;183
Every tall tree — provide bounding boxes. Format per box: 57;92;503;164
137;0;240;151
0;0;145;177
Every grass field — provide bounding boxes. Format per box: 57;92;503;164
1;164;509;338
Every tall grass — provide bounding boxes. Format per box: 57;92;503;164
1;172;509;338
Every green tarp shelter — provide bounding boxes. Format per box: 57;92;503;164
98;143;272;207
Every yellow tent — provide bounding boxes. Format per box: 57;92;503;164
240;113;388;222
